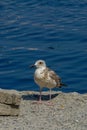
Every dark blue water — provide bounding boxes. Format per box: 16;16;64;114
0;0;87;93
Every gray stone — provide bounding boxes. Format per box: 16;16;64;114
0;103;20;116
0;90;87;129
0;89;21;105
0;89;21;116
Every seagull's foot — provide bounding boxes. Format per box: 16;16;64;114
44;101;54;106
37;100;43;104
32;100;43;104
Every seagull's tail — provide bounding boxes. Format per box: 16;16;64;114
59;83;67;88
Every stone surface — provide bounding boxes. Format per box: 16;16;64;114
0;89;21;105
0;103;20;116
0;90;87;130
0;89;21;116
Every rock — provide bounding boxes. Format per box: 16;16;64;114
0;91;87;130
0;89;21;105
0;103;19;116
0;89;21;116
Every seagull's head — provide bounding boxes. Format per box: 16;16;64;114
35;60;46;68
31;60;46;69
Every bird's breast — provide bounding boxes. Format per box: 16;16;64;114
34;68;44;79
34;69;46;86
34;68;56;88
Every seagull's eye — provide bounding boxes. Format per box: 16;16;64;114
39;62;42;64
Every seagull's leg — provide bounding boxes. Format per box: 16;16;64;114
38;87;42;103
49;88;52;100
32;87;43;104
48;89;54;105
34;87;43;104
45;89;54;106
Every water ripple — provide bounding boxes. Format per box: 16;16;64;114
0;0;87;93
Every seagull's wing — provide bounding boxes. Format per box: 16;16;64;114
47;67;61;87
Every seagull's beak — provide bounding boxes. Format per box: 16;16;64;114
30;64;35;68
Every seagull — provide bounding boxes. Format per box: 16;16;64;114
31;60;66;104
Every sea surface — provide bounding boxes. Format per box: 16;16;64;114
0;0;87;93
